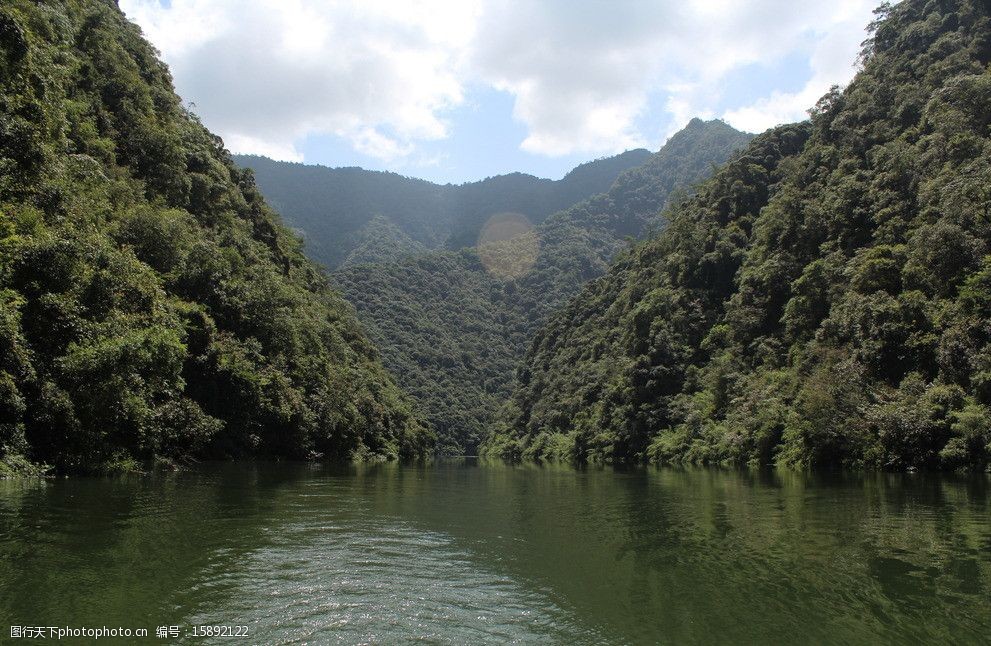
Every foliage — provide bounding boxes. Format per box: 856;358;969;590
235;149;655;269
335;250;524;454
487;0;991;471
334;120;752;454
0;0;430;472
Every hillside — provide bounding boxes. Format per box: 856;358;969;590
235;149;653;268
0;0;431;473
485;0;991;470
334;120;752;454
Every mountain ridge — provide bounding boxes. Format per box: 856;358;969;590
235;148;654;268
486;0;991;470
332;119;753;454
0;0;430;474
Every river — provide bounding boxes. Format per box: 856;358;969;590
1;461;988;643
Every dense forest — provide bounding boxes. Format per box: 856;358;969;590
0;0;431;474
4;0;987;473
333;120;752;454
235;149;653;269
486;0;991;470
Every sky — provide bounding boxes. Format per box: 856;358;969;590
120;0;881;184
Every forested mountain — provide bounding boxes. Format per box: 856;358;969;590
235;148;653;269
335;250;518;455
334;120;752;454
486;0;991;470
512;118;753;327
0;0;430;474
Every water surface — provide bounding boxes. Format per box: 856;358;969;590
1;461;989;643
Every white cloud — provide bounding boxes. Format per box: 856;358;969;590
223;133;303;163
721;1;877;132
120;0;879;162
121;0;479;161
349;126;414;161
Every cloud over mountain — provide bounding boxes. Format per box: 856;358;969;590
122;0;876;162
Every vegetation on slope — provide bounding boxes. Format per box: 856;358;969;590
334;120;752;454
235;149;654;269
0;0;430;473
335;250;524;454
487;0;991;471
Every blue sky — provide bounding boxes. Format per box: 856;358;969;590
121;0;879;184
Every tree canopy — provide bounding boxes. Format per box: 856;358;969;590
235;148;654;269
485;0;991;471
0;0;430;474
334;120;752;454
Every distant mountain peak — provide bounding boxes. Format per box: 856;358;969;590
674;117;747;137
236;148;663;268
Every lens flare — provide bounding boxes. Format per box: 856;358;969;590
477;212;539;280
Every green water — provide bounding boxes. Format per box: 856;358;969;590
0;462;989;644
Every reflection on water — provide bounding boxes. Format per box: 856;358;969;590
0;462;988;644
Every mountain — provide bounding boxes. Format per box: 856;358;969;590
234;149;654;269
334;120;753;454
485;0;991;471
0;0;431;474
510;118;754;327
